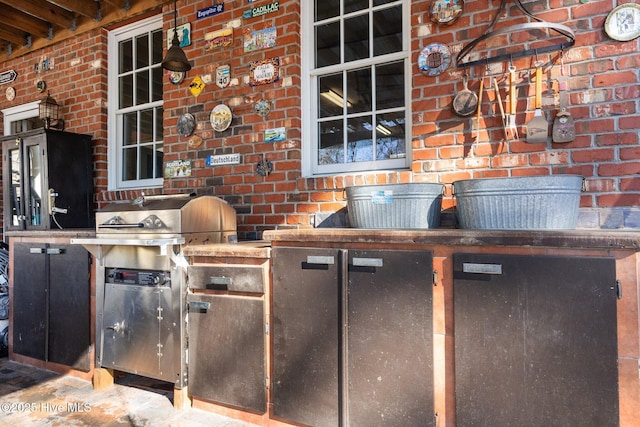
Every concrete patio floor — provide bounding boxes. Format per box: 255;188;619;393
0;357;259;427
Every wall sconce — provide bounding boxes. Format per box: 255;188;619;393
321;89;352;108
39;91;64;130
161;0;192;72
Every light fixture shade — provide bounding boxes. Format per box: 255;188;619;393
39;91;60;129
162;33;192;71
162;1;191;72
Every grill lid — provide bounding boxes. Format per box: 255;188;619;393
95;194;237;242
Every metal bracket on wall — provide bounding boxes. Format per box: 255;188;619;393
456;0;575;68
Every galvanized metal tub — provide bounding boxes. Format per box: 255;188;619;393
346;183;443;229
453;175;584;229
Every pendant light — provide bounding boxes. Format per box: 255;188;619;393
161;0;192;72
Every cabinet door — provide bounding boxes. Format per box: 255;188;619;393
272;247;342;427
453;254;618;427
48;244;91;371
187;293;265;412
347;250;434;427
12;243;47;360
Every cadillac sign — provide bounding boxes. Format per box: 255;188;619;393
243;1;279;19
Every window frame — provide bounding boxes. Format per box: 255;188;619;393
107;15;164;191
301;0;412;177
2;102;40;136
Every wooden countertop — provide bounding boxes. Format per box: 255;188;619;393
262;228;640;251
183;241;271;258
6;229;96;238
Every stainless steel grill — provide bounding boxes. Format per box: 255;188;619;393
72;194;237;388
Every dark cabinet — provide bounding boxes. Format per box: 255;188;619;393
187;264;267;412
272;247;434;427
2;129;93;231
453;253;618;427
12;241;91;371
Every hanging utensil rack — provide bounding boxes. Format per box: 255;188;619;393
456;0;575;68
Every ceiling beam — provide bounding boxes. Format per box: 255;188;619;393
48;0;101;20
0;27;29;47
0;0;75;30
103;0;131;10
0;7;51;39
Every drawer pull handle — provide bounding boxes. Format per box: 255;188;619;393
46;248;64;255
189;301;210;310
206;276;231;290
352;257;383;268
306;256;335;265
462;263;503;275
29;248;45;254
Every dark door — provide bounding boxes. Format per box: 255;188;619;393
48;244;91;371
347;249;434;427
187;293;266;412
272;247;342;427
453;254;618;427
12;243;47;360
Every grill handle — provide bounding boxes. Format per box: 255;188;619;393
98;223;145;229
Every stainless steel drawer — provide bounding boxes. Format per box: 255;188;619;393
188;264;265;293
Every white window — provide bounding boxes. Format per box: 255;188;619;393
108;16;164;190
2;101;42;136
302;0;411;176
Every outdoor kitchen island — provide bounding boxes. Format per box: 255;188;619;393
182;229;640;427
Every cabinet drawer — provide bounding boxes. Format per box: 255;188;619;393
188;265;265;293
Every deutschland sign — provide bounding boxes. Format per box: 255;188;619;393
0;70;17;85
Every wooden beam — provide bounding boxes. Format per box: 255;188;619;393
0;27;28;47
103;0;131;10
0;0;75;30
0;7;51;39
47;0;101;20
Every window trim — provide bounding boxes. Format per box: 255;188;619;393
107;14;163;191
301;0;412;177
2;101;40;136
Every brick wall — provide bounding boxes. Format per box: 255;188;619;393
0;0;638;238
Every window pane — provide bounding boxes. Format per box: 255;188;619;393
315;0;340;21
347;116;373;162
123;112;137;146
119;74;133;108
376;61;404;109
152;67;163;102
319;119;344;165
373;0;397;6
347;67;372;114
119;39;132;73
316;22;340;68
140;145;155;179
122;147;138;181
155;107;164;140
345;0;368;14
319;73;344;117
136;34;149;68
152;29;163;64
376;111;406;159
373;5;402;56
155;144;163;178
344;14;369;62
140;109;154;143
136;70;150;105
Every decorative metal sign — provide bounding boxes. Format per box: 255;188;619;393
216;65;231;88
249;57;280;86
167;23;191;49
243;1;279;19
206;153;241;166
256;159;273;176
265;127;286;142
244;27;276;52
0;70;17;85
197;3;224;20
254;98;271;117
189;76;206;99
205;28;233;50
164;159;192;178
